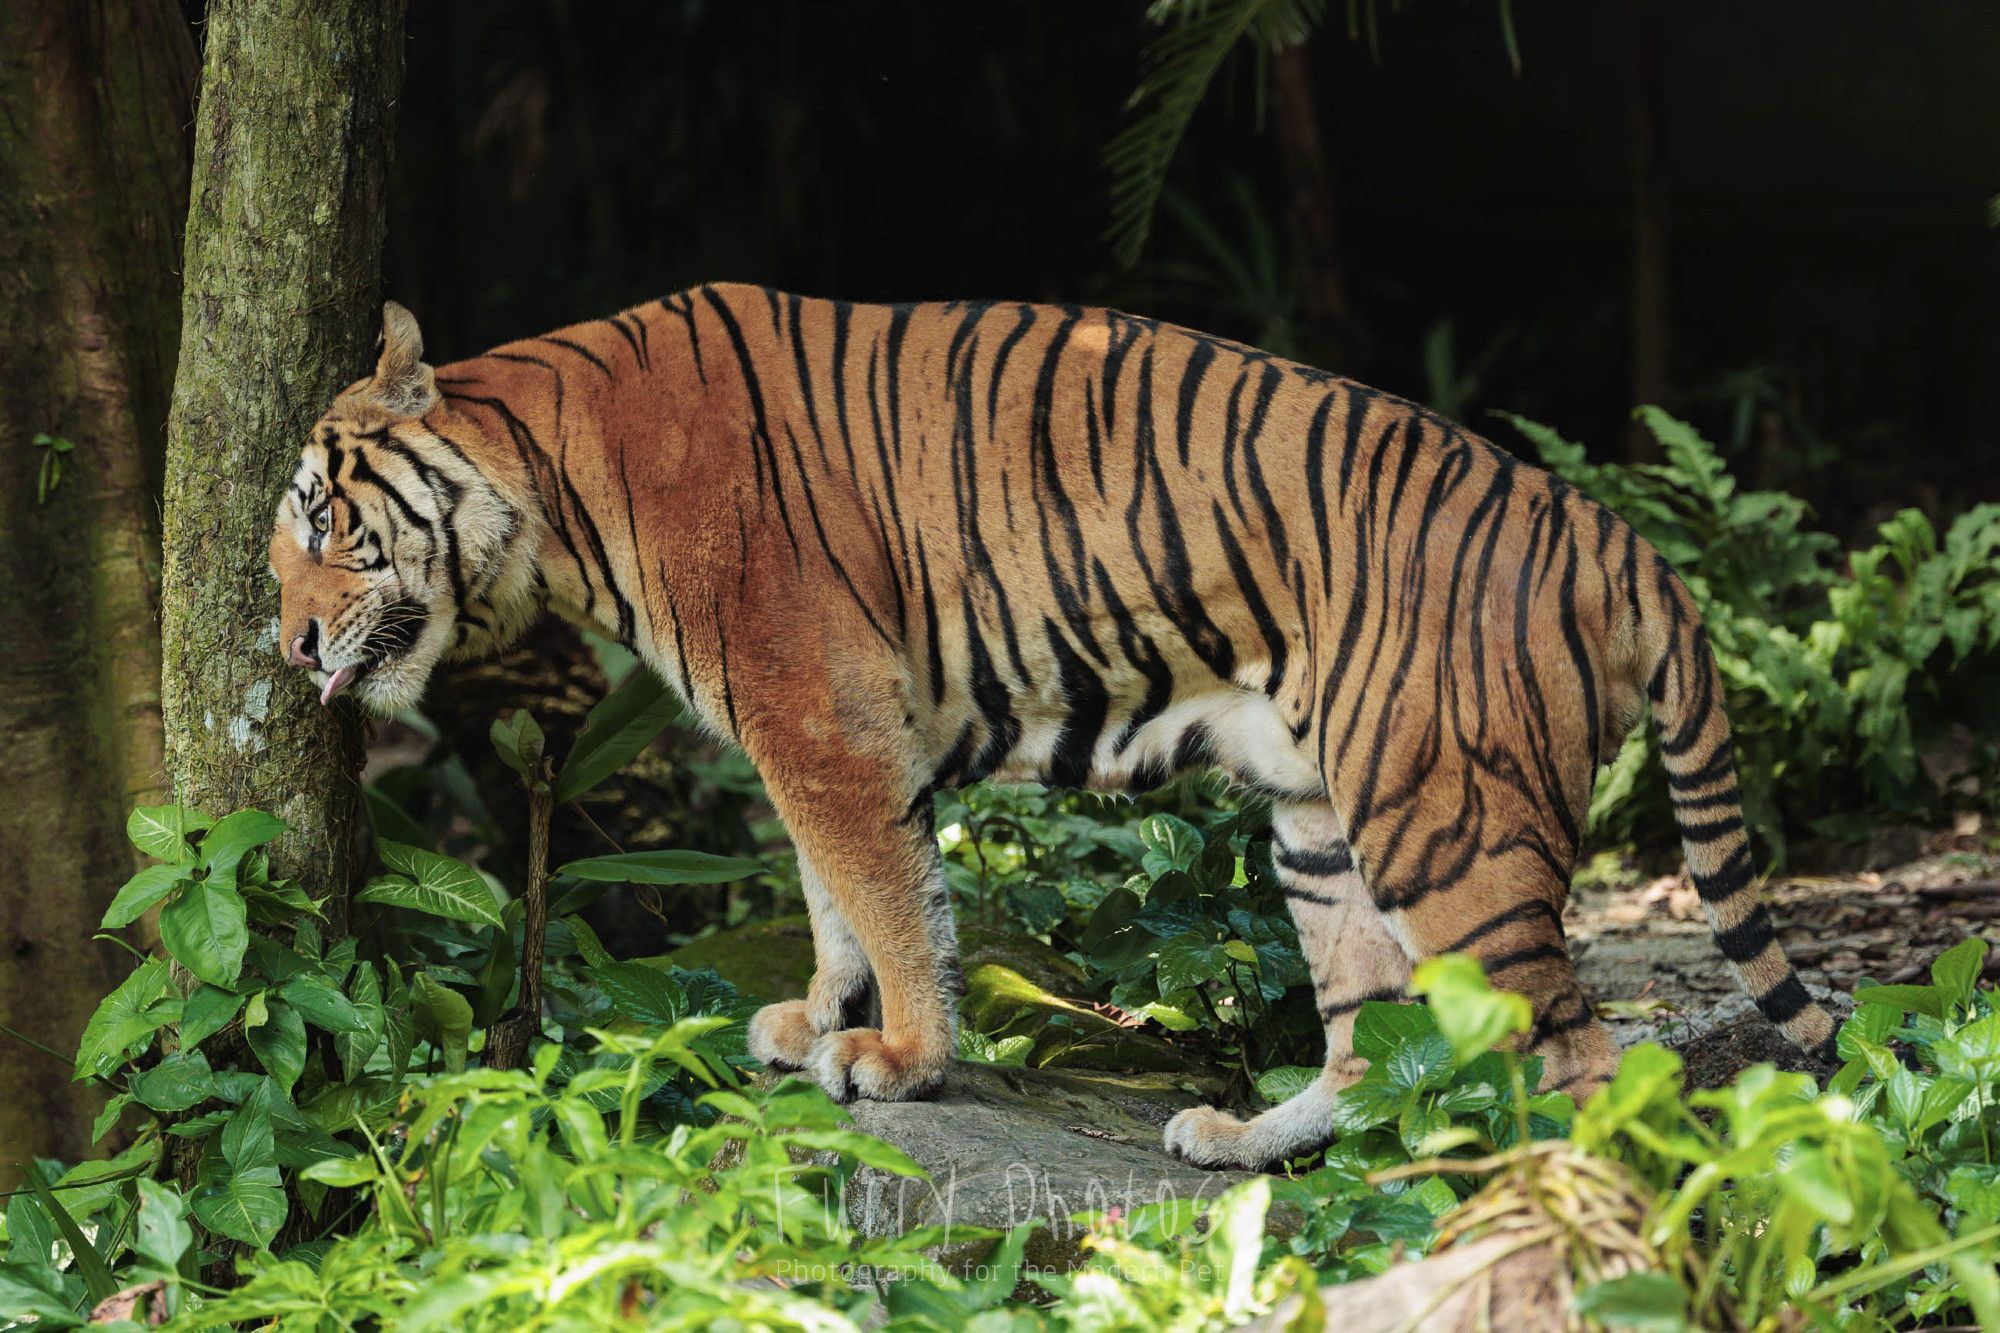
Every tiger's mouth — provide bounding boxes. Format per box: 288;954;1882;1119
319;600;428;706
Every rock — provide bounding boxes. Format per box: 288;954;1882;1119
824;1059;1270;1274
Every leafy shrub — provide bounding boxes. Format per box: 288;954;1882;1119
1504;406;2000;859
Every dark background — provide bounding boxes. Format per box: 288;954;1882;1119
370;0;1998;539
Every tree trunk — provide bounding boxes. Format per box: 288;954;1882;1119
1626;0;1670;461
0;0;194;1185
161;0;407;927
1270;44;1352;370
0;0;195;1184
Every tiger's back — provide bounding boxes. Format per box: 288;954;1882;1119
274;284;1836;1168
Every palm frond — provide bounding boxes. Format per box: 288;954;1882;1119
1103;0;1329;267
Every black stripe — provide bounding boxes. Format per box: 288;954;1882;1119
1319;986;1406;1020
1044;620;1110;788
1484;943;1568;976
1756;974;1813;1026
1712;906;1776;963
1692;845;1755;902
1273;839;1353;878
1439;899;1561;956
543;335;612;378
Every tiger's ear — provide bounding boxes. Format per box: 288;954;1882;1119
369;300;437;416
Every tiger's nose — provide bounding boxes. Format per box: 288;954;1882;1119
288;621;323;670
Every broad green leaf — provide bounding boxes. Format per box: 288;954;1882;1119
90;1093;132;1144
410;973;473;1073
1155;934;1229;995
1572;1272;1689;1331
245;999;306;1092
1413;954;1532;1065
0;1259;81;1326
158;878;248;987
300;1154;379;1188
133;1179;192;1274
1386;1033;1456;1092
180;983;247;1049
1254;1065;1318;1105
556;849;764;885
361;840;503;926
1138;812;1203;878
1930;937;1988;1011
75;957;177;1078
1935;1013;2000;1084
1352;999;1434;1064
281;974;365;1034
198;810;288;883
126;805;211;863
1775;1145;1852;1225
101;865;186;929
553;668;681;803
1855;981;1949;1019
24;1168;116;1303
595;961;690;1027
192;1166;285;1249
132;1051;216;1113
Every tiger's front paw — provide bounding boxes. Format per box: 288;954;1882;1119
747;1000;819;1071
804;1028;947;1103
1163;1106;1261;1169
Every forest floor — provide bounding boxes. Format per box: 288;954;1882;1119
1569;819;2000;1085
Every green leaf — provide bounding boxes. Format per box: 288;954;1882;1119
24;1168;116;1303
132;1051;217;1113
556;849;764;885
90;1093;132;1144
133;1179;193;1274
0;1259;82;1327
197;810;288;883
336;962;386;1082
1413;954;1533;1065
300;1154;379;1188
192;1166;285;1250
126;805;210;863
1386;1033;1456;1092
410;973;473;1073
1930;937;1988;1011
1138;813;1204;879
245;999;307;1092
101;865;186;929
1572;1272;1689;1331
1255;1065;1318;1105
1935;1013;2000;1084
361;840;503;926
553;668;681;803
490;709;547;781
74;957;176;1078
180;983;247;1049
1855;982;1950;1019
158;878;248;987
1155;933;1230;995
280;974;365;1034
1353;999;1434;1064
595;961;690;1026
1775;1145;1852;1225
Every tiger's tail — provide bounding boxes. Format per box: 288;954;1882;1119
1636;567;1840;1063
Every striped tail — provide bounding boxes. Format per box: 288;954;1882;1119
1640;569;1839;1064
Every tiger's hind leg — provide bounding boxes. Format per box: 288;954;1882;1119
1381;849;1619;1100
1164;801;1411;1169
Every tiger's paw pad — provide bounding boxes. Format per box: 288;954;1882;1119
804;1028;945;1104
1163;1106;1259;1169
747;1000;820;1071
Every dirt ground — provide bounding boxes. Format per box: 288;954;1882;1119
1566;821;2000;1086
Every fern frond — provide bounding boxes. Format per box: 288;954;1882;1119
1103;0;1328;267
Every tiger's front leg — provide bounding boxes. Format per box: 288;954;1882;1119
745;855;879;1069
736;690;959;1103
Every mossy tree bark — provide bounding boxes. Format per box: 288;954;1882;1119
0;0;194;1184
162;0;407;932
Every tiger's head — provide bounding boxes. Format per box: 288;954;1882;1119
271;302;528;714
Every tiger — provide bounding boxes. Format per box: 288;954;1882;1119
271;286;1838;1169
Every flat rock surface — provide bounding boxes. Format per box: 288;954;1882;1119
832;1060;1252;1267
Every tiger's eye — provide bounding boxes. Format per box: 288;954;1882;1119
312;506;331;533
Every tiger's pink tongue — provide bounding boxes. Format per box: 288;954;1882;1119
320;665;357;706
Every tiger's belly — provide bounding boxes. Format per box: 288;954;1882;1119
988;685;1326;801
